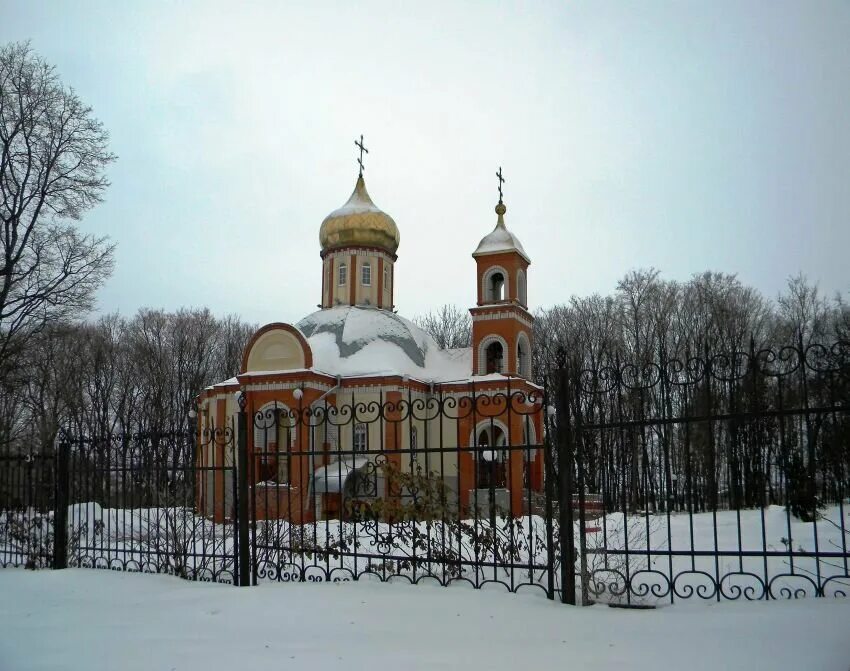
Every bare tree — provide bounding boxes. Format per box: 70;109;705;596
413;304;471;349
0;42;115;370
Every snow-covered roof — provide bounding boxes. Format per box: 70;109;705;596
472;204;529;263
296;306;471;382
325;178;384;218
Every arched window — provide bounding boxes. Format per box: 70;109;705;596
383;265;390;292
338;262;347;286
361;262;371;286
354;423;368;454
517;270;527;305
253;403;293;484
485;341;503;374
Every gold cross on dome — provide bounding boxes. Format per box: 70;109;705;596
496;166;505;202
355;134;369;176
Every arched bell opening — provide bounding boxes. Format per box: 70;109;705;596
516;332;532;379
485;341;504;374
482;266;509;304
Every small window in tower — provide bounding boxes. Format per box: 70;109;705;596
362;262;371;286
354;423;368;453
338;262;347;286
384;266;390;292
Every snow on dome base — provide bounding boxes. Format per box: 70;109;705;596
296;306;470;381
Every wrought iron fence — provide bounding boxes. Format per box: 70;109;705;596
243;388;550;593
1;423;239;583
563;338;850;604
1;338;848;606
0;449;56;569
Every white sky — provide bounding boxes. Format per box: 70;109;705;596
3;1;849;325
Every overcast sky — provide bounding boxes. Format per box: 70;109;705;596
3;1;849;326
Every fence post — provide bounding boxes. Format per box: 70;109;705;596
573;367;590;606
52;432;70;570
555;348;577;605
543;378;556;600
236;394;251;587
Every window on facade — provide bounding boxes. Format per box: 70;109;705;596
338;262;347;285
361;262;371;286
253;404;291;484
384;266;390;292
485;341;503;374
354;423;368;454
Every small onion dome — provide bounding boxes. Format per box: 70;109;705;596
472;201;530;263
319;175;400;256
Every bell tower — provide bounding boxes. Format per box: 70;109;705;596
469;169;533;379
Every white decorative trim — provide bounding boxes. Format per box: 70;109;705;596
241;380;333;393
325;249;395;264
471;311;533;329
468;418;510;451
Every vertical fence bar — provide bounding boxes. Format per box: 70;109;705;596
52;432;70;570
572;363;590;606
555;348;576;605
543;378;556;600
236;399;250;587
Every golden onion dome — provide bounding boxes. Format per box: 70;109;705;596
319;175;400;256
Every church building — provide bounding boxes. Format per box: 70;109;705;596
196;146;543;523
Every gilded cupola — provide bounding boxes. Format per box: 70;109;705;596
319;175;400;258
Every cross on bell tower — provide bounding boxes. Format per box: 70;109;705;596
496;166;505;203
355;134;368;177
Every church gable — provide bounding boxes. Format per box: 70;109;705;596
242;323;313;373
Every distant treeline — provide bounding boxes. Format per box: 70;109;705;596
1;309;255;454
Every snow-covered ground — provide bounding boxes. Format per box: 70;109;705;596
585;504;850;603
3;503;848;604
0;568;848;671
